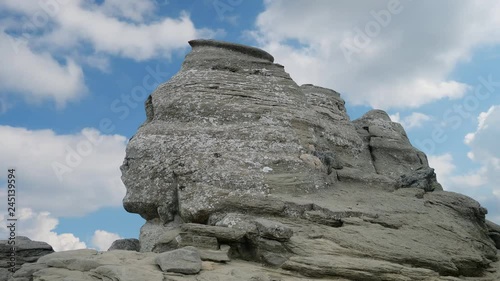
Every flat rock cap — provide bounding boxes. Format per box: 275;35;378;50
188;39;275;63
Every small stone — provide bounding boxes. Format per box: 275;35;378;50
254;218;293;241
108;238;140;252
262;167;273;173
198;245;231;262
155;247;202;275
299;154;323;170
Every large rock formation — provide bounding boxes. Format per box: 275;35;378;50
118;39;498;279
121;39;443;225
11;39;500;280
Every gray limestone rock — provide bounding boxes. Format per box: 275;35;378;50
108;238;140;252
92;265;164;281
155;247;202;275
352;109;430;180
140;217;182;252
180;223;247;242
490;233;500;249
398;167;443;192
486;220;500;249
0;236;53;281
487;220;500;233
12;249;163;281
253;218;293;242
10;245;500;281
197;245;231;262
0;236;53;266
176;232;219;250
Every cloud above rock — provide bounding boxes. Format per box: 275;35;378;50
429;105;500;224
0;0;217;108
250;0;500;109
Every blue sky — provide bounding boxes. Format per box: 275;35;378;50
0;0;499;251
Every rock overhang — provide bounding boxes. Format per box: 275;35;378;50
188;39;275;63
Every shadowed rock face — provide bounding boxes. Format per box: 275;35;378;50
118;39;498;279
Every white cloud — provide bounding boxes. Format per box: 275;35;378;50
390;112;431;129
450;170;488;188
0;0;217;107
251;0;500;109
429;106;500;224
428;153;456;186
91;230;122;251
0;208;87;251
0;31;86;108
97;0;155;22
42;7;210;61
0;126;127;217
465;105;500;161
390;112;401;123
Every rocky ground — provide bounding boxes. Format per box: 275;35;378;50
4;39;500;280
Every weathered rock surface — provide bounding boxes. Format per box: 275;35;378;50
13;39;499;280
10;246;500;281
10;249;164;281
108;238;140;252
155;246;202;274
487;220;500;249
0;236;53;281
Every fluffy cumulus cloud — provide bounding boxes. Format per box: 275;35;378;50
427;154;456;185
390;112;432;130
465;106;500;161
0;208;86;251
0;30;86;108
91;230;122;251
428;106;500;224
0;126;127;217
250;0;500;109
0;0;216;108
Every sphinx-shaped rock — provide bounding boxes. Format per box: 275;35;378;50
120;39;499;279
121;39;334;225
